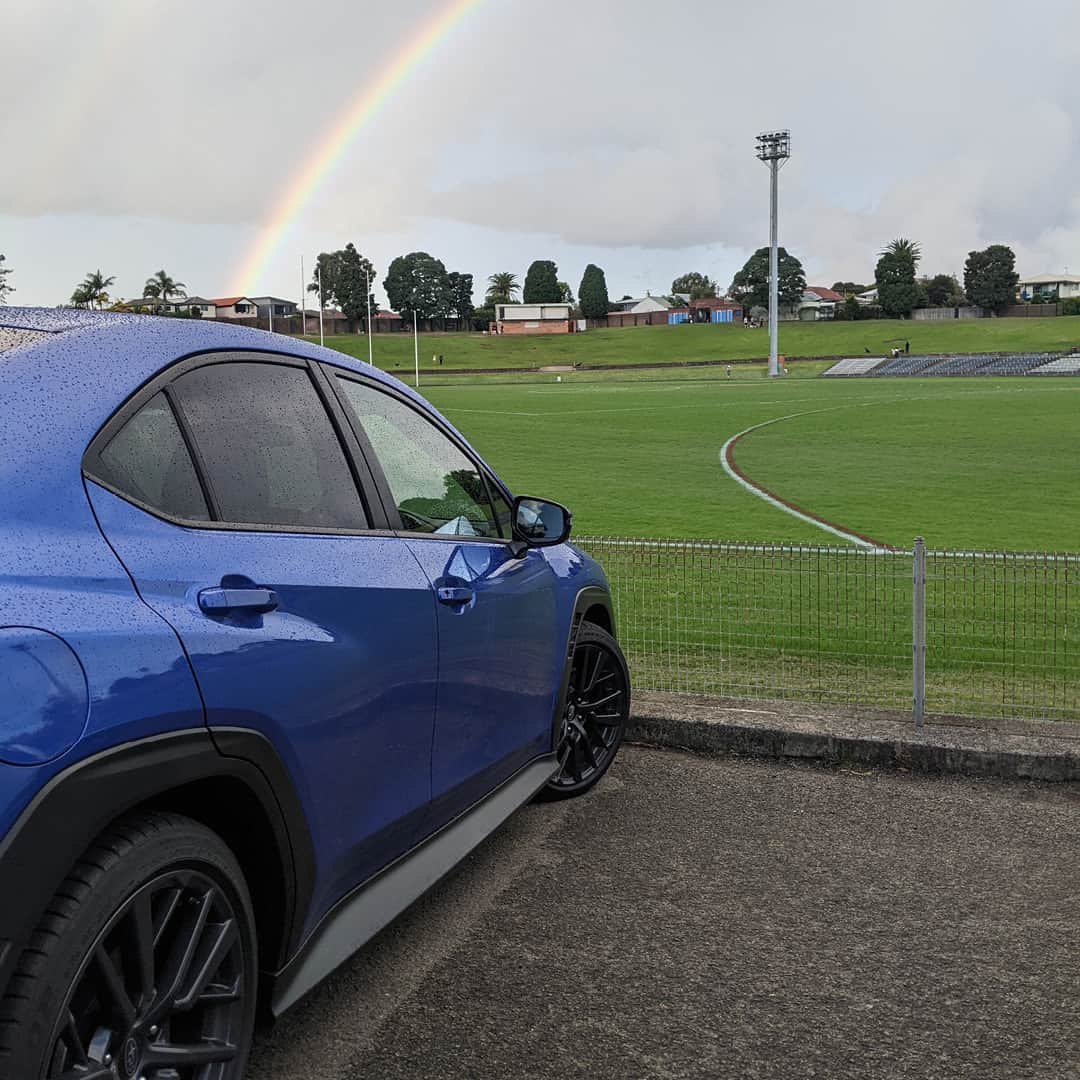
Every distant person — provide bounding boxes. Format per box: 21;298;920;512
726;364;732;379
905;340;910;354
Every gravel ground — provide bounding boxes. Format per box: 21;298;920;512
248;748;1080;1080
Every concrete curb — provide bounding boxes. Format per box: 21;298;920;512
628;692;1080;783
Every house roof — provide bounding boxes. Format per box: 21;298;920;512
208;296;254;307
806;286;844;302
375;310;403;320
1018;274;1080;285
688;297;741;309
249;296;295;304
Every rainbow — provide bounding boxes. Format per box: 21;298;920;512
229;0;483;295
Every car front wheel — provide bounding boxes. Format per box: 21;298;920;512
540;621;630;800
0;811;257;1080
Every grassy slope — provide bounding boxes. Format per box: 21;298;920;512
422;374;1080;551
314;317;1080;372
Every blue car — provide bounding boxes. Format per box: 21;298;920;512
0;308;629;1079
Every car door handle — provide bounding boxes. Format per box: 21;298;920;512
198;586;279;614
437;586;474;606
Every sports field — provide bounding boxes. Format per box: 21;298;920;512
420;371;1080;552
315;316;1080;373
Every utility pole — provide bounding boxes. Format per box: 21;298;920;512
413;310;419;388
300;256;306;337
318;263;325;348
366;266;373;365
755;130;791;378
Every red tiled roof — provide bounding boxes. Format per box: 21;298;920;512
807;287;844;302
209;296;247;306
374;310;403;319
689;297;741;309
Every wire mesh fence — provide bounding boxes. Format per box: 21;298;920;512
575;537;1080;724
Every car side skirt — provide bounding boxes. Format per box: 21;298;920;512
270;753;558;1017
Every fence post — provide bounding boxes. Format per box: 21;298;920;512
912;537;926;727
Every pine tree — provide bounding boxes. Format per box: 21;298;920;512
522;260;560;303
578;264;610;319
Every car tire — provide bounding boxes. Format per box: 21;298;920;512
538;621;630;801
0;811;258;1080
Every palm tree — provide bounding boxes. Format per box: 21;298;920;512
143;269;186;302
486;271;520;304
881;238;922;267
77;270;116;310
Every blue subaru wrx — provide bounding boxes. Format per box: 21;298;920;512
0;308;629;1079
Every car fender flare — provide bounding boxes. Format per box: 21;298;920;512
0;727;314;998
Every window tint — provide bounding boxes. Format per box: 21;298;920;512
336;379;501;538
174;362;367;530
95;393;209;521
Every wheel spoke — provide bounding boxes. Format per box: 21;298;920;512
128;889;156;1008
143;1037;237;1067
583;648;607;693
580;688;621;711
152;886;184;949
93;944;135;1028
174;917;238;1011
147;888;214;1023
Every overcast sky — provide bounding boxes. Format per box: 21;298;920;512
4;0;1080;307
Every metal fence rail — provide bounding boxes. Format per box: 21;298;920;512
575;537;1080;724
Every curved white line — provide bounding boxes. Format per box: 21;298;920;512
719;410;889;551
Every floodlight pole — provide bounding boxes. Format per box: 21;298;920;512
318;263;325;348
413;310;420;388
756;130;791;378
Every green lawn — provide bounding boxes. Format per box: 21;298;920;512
420;373;1080;551
312;316;1080;372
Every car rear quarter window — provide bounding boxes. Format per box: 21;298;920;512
94;392;210;521
335;378;501;539
173;361;368;531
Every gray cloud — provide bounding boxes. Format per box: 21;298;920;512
4;0;1080;299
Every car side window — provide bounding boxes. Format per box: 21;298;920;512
335;378;501;539
172;362;368;531
94;392;210;521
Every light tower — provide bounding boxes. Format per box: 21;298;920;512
755;130;791;378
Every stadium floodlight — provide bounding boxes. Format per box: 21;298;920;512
755;130;791;378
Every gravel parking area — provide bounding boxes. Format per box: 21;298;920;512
249;747;1080;1079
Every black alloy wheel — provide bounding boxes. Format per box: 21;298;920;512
542;621;630;799
0;813;257;1080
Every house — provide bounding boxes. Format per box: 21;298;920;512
855;288;878;305
494;303;575;335
250;296;298;319
176;296;217;318
373;310;405;332
123;297;178;314
689;297;742;323
1017;274;1080;302
796;286;845;321
209;296;258;319
608;294;671;315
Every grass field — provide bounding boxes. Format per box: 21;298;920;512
313;316;1080;372
418;372;1080;552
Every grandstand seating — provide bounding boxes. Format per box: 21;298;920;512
978;352;1057;376
1031;355;1080;375
924;354;996;376
822;357;886;376
869;355;941;376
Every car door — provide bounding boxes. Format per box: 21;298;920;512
329;372;563;824
83;353;439;928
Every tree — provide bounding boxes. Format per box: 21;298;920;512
557;281;574;304
671;272;717;300
485;271;519;305
383;251;451;323
964;245;1019;315
522;260;560;303
729;248;806;312
832;281;869;296
308;244;378;330
143;269;186;301
445;271;474;324
75;270;115;310
924;273;964;307
881;238;922;268
578;264;610;319
0;254;13;304
874;243;919;318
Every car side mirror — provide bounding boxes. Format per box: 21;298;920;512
511;496;572;551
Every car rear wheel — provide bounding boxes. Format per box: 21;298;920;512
540;621;630;800
0;811;257;1080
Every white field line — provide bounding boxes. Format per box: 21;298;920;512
718;408;890;551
